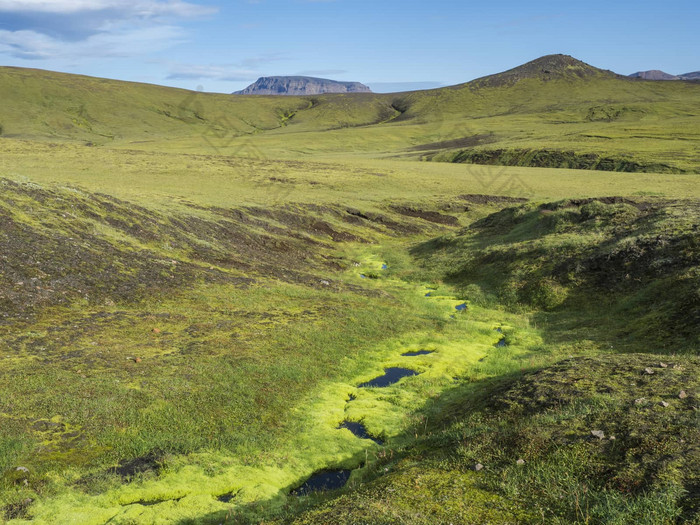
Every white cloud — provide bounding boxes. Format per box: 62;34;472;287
0;1;216;17
0;0;215;61
0;25;186;59
166;54;287;82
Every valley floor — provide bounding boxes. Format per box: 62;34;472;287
0;142;698;524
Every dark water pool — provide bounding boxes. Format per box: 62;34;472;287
495;338;507;347
382;264;388;270
338;421;383;445
495;327;503;333
425;292;432;297
291;470;351;496
455;303;468;311
402;350;434;357
358;367;419;388
217;491;238;503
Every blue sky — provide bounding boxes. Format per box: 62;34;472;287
0;0;697;93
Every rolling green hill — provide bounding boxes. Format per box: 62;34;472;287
1;55;699;172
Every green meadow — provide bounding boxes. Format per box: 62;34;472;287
0;56;698;524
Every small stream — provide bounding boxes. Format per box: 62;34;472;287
401;350;434;357
293;276;482;497
338;421;383;445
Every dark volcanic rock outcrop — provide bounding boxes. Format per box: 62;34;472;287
234;76;372;95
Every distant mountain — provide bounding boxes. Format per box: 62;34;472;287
469;54;617;88
680;71;700;80
234;76;372;95
629;70;680;80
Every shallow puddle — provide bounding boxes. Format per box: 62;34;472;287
291;470;352;496
455;303;467;311
217;491;238;503
358;367;419;388
338;421;383;445
401;350;434;357
495;338;507;347
382;264;388;270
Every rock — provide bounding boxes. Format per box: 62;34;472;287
679;390;688;399
643;367;655;375
234;76;372;96
659;362;668;368
152;328;161;334
15;466;29;473
474;463;484;471
629;70;680;81
591;430;605;440
660;401;670;407
634;398;646;405
516;459;525;466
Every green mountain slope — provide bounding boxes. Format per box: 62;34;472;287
1;55;699;172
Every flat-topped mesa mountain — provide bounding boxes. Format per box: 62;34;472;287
629;70;680;80
468;54;617;88
234;76;372;95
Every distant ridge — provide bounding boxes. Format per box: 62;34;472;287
234;76;372;95
629;70;680;80
629;70;700;81
468;54;617;88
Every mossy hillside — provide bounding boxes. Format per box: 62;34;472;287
0;67;396;145
284;353;699;525
2;61;700;173
139;75;700;173
1;176;523;522
1;239;539;524
411;197;700;353
1;179;698;523
0;174;471;321
272;199;699;525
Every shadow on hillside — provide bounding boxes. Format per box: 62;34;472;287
173;367;535;525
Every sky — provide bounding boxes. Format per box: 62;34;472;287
0;0;698;94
